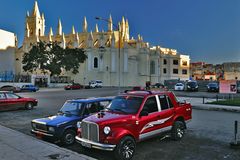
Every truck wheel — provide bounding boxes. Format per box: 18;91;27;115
61;129;76;145
25;102;33;110
171;121;185;141
114;136;136;160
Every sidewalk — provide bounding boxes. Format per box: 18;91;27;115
179;97;240;112
0;125;95;160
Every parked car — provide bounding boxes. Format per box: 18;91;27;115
151;82;164;88
21;85;39;92
88;81;97;88
95;80;103;88
76;90;192;160
206;83;219;92
64;83;83;90
186;81;198;91
132;86;145;91
0;85;21;92
31;97;112;145
174;83;185;91
237;81;240;93
0;91;38;111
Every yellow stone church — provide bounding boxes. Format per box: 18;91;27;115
16;1;190;87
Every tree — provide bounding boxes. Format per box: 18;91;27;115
22;41;87;76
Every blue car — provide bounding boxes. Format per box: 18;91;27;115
31;97;112;145
21;85;39;92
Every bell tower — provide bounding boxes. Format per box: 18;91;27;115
25;1;45;39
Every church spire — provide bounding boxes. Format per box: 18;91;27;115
32;1;40;17
83;16;88;33
72;25;76;34
108;14;113;32
95;24;99;33
87;31;94;48
57;19;62;35
74;32;79;48
61;32;66;48
48;28;53;42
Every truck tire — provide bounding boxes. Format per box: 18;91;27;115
171;121;185;141
114;136;136;160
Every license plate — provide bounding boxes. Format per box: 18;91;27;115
81;141;91;148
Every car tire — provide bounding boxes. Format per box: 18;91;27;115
25;102;33;110
171;121;185;141
114;136;136;160
61;129;76;145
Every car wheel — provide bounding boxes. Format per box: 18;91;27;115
25;102;33;110
171;121;185;141
114;136;136;160
61;129;76;145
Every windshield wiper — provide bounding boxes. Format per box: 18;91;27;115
57;111;64;115
63;111;72;115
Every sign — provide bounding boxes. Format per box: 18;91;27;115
219;80;237;94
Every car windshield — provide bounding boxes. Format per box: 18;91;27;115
176;83;183;86
187;82;197;87
208;83;218;87
106;96;143;114
59;101;83;115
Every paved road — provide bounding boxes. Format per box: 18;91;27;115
0;88;239;160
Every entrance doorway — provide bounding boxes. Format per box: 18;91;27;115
35;78;48;87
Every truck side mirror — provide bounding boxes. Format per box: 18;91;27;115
140;110;149;117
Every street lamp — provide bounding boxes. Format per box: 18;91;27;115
95;16;121;94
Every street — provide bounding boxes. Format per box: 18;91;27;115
0;88;239;160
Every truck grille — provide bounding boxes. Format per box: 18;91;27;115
34;123;48;132
81;121;99;142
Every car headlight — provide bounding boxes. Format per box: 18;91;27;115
48;126;55;132
32;123;36;128
187;86;190;88
103;126;111;135
77;121;81;128
195;85;198;88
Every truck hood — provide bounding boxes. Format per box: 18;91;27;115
33;114;80;126
84;111;134;125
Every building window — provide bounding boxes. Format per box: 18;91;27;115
173;60;179;65
173;69;178;74
38;29;41;36
182;69;188;75
163;59;167;65
93;57;99;68
182;60;188;66
150;61;155;74
163;68;167;74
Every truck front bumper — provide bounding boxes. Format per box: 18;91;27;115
75;136;116;151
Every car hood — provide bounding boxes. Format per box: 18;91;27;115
32;114;80;126
84;111;134;126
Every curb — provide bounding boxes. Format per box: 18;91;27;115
192;105;240;113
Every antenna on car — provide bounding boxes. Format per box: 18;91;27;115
146;90;152;94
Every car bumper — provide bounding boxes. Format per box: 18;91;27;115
31;129;54;137
75;136;116;151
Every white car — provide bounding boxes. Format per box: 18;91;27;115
174;83;185;91
95;80;103;88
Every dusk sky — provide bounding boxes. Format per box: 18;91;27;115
0;0;239;64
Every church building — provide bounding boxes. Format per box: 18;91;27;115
16;1;190;87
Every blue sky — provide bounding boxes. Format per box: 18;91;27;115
0;0;239;64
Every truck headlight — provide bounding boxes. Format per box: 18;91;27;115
77;121;81;128
103;126;111;135
48;126;55;132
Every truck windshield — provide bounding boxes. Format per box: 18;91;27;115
59;101;83;115
106;96;143;114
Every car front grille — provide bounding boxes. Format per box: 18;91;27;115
81;121;99;142
34;123;48;132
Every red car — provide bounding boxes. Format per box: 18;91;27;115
64;83;83;90
76;91;192;160
0;91;38;111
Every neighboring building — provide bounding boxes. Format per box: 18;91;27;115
16;1;190;87
223;62;240;80
0;29;17;81
191;61;240;81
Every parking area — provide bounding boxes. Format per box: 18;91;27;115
0;88;239;160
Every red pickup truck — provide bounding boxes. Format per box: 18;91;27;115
76;91;192;160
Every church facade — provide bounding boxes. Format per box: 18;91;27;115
16;1;190;87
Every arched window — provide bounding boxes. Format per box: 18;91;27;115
93;57;99;68
38;29;41;36
150;61;155;74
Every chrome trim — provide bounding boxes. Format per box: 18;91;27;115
75;136;116;151
82;120;99;142
139;126;172;141
32;120;46;125
31;130;54;137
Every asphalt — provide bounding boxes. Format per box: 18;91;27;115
0;89;239;160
